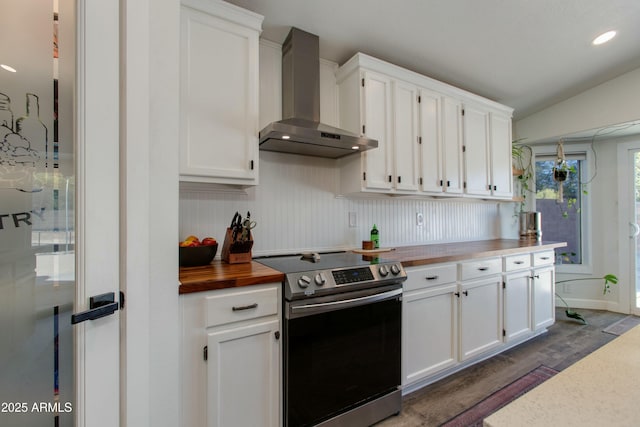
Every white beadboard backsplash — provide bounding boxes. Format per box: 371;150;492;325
180;151;511;257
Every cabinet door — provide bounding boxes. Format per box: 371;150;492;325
459;277;503;360
441;96;464;194
489;112;513;199
504;271;532;342
403;284;458;385
463;104;491;197
362;71;393;191
180;5;259;184
207;319;280;427
532;266;555;330
392;80;419;192
418;88;443;193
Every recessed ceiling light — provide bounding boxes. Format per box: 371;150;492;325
1;64;17;73
351;146;359;150
282;135;290;139
592;30;616;45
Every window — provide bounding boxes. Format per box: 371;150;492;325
533;146;590;272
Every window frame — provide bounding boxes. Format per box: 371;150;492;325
531;143;592;275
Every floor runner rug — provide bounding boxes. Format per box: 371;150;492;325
602;315;640;336
439;365;558;427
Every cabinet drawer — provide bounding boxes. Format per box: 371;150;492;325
503;254;531;272
460;257;501;281
405;264;457;292
205;286;278;328
532;251;555;266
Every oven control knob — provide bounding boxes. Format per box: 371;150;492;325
390;264;401;275
378;265;389;277
314;273;327;286
298;275;311;288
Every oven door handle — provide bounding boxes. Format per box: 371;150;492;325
289;287;402;318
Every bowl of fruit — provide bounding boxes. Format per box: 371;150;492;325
179;235;218;267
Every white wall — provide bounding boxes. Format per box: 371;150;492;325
179;40;507;255
514;67;640;143
514;68;640;314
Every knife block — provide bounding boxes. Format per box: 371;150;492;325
221;227;253;264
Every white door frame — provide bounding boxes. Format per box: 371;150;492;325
75;0;181;425
617;139;640;316
74;0;121;426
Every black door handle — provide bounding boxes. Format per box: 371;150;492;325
71;292;123;324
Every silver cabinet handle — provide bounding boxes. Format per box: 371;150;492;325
425;275;439;280
514;260;524;265
630;222;640;239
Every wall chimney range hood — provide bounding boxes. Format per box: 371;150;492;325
259;28;378;159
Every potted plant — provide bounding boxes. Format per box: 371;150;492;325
512;140;533;210
553;160;570;182
555;274;618;324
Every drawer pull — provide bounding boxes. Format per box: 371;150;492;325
478;267;489;271
514;260;524;265
540;256;550;260
232;303;258;312
425;275;439;280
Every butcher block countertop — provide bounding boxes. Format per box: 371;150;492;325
179;260;284;294
382;239;566;267
178;239;566;294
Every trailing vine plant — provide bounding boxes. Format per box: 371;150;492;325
554;274;618;324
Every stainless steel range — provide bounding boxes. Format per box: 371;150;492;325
256;252;407;427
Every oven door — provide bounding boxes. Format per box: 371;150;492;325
284;284;402;427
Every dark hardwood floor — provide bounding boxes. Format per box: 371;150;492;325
377;308;631;426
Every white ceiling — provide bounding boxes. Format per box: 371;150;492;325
227;0;640;120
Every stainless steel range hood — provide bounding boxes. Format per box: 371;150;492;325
259;28;377;159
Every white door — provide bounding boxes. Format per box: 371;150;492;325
392;80;419;192
0;1;120;426
362;71;393;191
618;143;640;315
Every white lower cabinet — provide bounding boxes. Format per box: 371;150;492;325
459;275;503;360
207;319;279;427
403;264;458;385
180;283;281;427
403;260;503;386
403;251;556;391
532;250;556;330
532;265;555;330
503;270;532;342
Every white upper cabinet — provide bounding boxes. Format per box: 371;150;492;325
463;103;491;197
361;71;394;191
489;111;514;199
338;67;422;194
392;80;420;192
179;0;263;186
463;102;513;199
439;96;465;195
337;53;513;200
418;88;443;193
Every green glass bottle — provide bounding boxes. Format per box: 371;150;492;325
370;224;379;249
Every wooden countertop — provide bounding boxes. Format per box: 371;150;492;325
381;239;566;267
179;260;284;294
178;239;566;294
